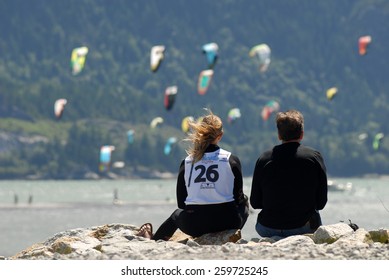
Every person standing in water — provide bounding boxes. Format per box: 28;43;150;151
250;109;328;238
137;110;249;240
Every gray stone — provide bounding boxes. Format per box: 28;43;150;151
274;235;315;247
185;240;200;247
334;228;372;246
313;223;354;244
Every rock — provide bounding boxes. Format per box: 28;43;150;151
169;228;241;245
274;235;315;247
334;228;372;246
8;223;389;260
236;239;249;244
312;223;354;244
51;236;80;254
169;230;192;243
10;224;138;260
186;240;200;247
369;229;389;243
193;229;241;245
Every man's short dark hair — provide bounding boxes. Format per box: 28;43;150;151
276;110;304;141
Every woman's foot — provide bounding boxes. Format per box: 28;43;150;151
136;223;153;239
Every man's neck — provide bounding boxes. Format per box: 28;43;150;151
281;139;300;144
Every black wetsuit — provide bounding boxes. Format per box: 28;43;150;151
152;144;249;240
250;142;328;230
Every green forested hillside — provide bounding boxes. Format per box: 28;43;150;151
1;0;389;179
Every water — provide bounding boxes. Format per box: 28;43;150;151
1;177;389;258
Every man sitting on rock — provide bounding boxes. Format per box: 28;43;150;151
250;109;328;238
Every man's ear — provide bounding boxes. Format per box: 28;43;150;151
299;131;304;140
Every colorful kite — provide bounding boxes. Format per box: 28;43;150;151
249;44;271;73
261;100;280;121
99;145;115;172
197;69;214;95
358;36;372;56
70;46;88;75
164;86;178;111
227;108;241;124
373;133;384;151
202;42;219;69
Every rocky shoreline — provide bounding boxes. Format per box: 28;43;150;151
5;223;389;260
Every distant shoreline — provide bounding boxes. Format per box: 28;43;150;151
1;168;177;181
2;171;389;181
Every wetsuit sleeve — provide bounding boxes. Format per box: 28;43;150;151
229;154;245;205
176;160;187;209
250;157;264;209
314;151;328;210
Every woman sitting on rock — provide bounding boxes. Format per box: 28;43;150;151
137;110;249;240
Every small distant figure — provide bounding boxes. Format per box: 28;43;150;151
28;194;33;205
113;188;120;205
14;194;18;205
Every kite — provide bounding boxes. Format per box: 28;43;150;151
249;44;271;73
54;98;67;120
150;117;164;129
164;86;178;111
373;133;384;151
150;45;165;72
358;36;372;56
99;145;115;172
164;137;177;155
181;116;194;133
70;46;88;75
127;129;135;144
326;87;338;101
261;100;280;121
227;108;241;124
197;69;214;95
202;42;219;69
